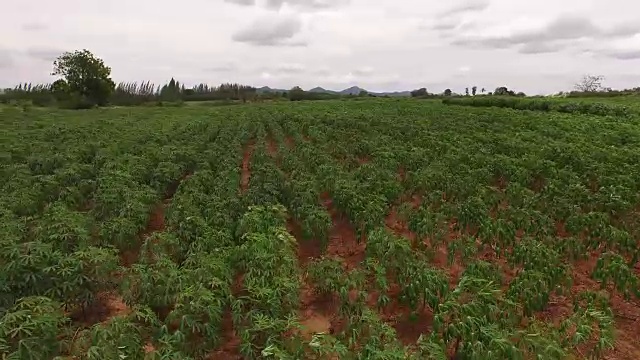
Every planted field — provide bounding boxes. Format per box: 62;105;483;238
1;99;640;359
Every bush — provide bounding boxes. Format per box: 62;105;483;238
58;94;96;110
442;97;631;117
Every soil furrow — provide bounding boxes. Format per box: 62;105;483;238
240;140;255;193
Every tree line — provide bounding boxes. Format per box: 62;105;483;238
410;86;525;98
3;49;639;109
0;50;264;109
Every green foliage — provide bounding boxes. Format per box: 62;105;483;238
592;252;639;299
2;99;640;359
0;297;68;360
52;49;115;106
71;316;145;360
442;96;632;117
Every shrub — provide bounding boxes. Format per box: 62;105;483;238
442;97;632;117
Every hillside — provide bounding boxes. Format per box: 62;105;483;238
258;85;411;97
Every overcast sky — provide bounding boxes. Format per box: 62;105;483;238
2;0;640;94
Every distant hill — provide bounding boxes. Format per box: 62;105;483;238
338;86;411;97
374;90;412;97
258;85;412;97
257;86;286;93
339;86;366;95
308;87;337;94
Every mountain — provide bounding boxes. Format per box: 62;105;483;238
374;90;412;97
258;85;412;97
339;86;366;95
257;86;287;93
308;87;337;94
338;86;411;97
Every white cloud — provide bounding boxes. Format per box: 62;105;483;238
225;0;255;5
600;48;640;60
439;0;490;17
353;66;374;76
449;15;640;55
1;0;640;93
21;22;48;31
232;15;306;46
265;0;350;11
0;50;14;69
275;63;306;73
25;47;62;62
203;63;238;72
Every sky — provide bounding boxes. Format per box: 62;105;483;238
2;0;640;94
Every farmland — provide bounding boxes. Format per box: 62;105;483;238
1;98;640;359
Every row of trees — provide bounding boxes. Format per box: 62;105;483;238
410;86;524;98
2;49;636;109
0;50;261;108
111;78;259;105
411;75;626;99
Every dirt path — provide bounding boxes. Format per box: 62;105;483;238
241;140;255;193
292;219;336;342
207;311;242;360
321;192;366;270
79;172;192;327
384;193;421;243
266;134;278;158
570;251;640;360
287;217;323;264
356;155;371;165
379;193;436;344
285;136;295;149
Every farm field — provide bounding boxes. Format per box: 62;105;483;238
1;99;640;359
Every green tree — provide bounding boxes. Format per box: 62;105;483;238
51;49;115;106
472;86;477;96
289;86;305;101
410;88;428;97
160;77;182;101
494;86;515;96
444;89;452;96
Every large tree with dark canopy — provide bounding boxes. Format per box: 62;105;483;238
52;49;115;106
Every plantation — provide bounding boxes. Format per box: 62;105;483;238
1;98;640;359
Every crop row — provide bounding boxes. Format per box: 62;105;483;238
1;100;640;359
442;97;633;117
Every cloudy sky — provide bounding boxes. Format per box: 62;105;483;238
2;0;640;94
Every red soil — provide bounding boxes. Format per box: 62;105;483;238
287;217;323;265
145;203;166;234
321;193;366;270
165;172;192;200
570;251;640;360
397;167;407;183
299;281;336;337
494;175;508;190
286;210;338;338
207;310;242;360
70;292;130;326
367;283;434;345
391;308;433;345
285;136;295;149
356;156;371;165
266;135;278;157
107;173;190;328
241;141;255;193
384;193;422;243
144;343;156;354
531;175;546;192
